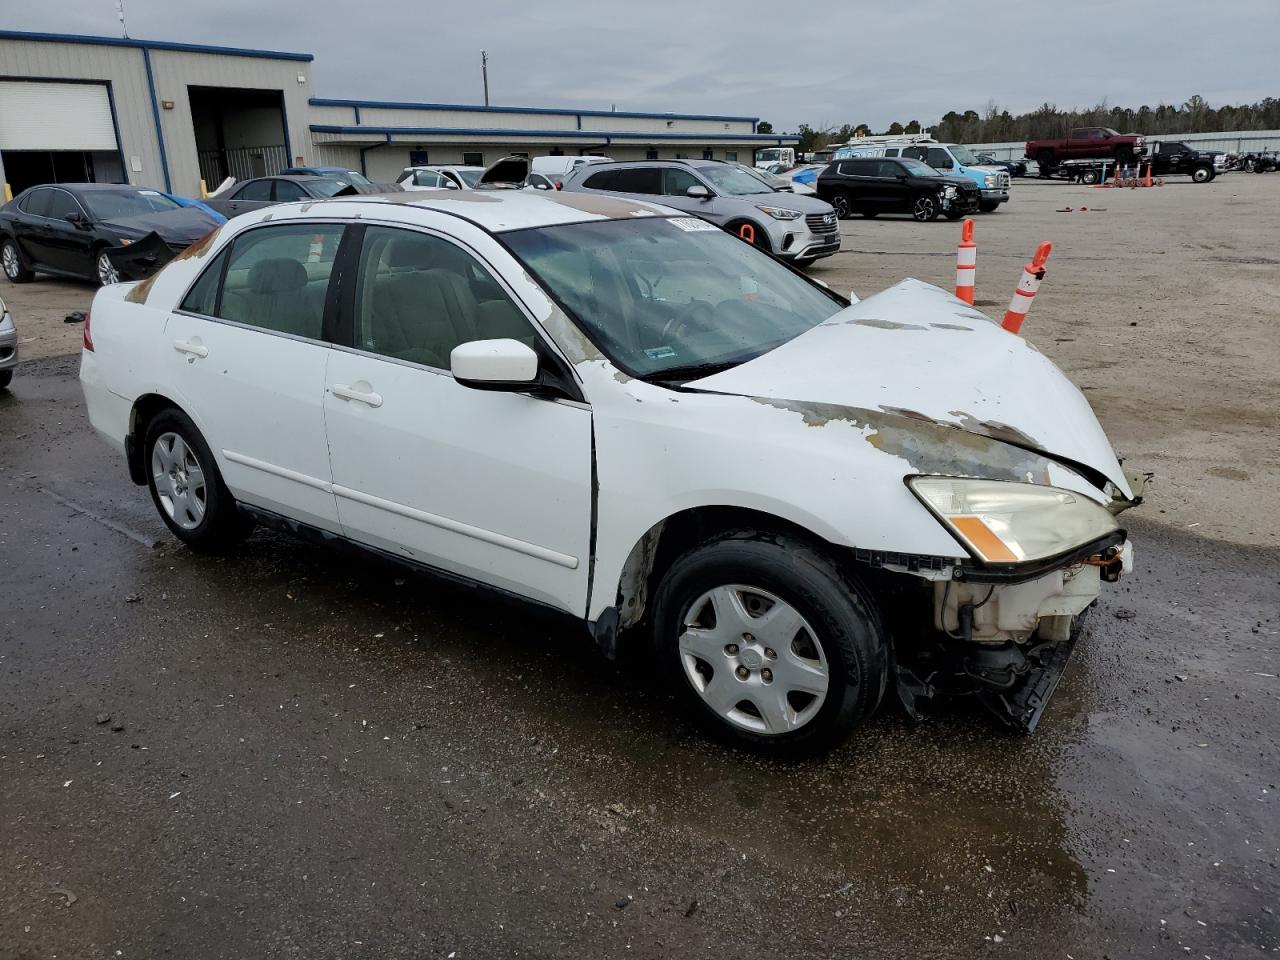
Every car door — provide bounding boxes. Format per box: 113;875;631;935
875;160;912;212
163;221;345;531
42;188;97;276
321;221;593;615
11;189;55;267
659;167;706;213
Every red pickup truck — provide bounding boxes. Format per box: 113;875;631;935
1026;127;1147;174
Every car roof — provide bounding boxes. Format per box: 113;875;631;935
271;189;678;233
29;182;146;192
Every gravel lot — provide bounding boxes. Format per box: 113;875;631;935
1;172;1277;959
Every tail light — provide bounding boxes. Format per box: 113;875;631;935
555;181;562;190
83;309;94;352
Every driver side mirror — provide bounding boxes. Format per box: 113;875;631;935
686;184;713;200
66;211;90;228
451;339;539;391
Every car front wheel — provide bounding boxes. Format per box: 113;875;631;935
652;532;888;756
2;238;34;283
144;409;253;551
96;249;120;286
912;194;940;221
1192;166;1214;183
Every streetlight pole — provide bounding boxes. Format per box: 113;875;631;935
481;50;489;107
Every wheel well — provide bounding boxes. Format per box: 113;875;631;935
614;506;834;630
726;219;769;251
127;393;182;484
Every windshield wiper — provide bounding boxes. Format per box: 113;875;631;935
641;358;746;384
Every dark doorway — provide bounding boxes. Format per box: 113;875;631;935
188;86;288;187
2;150;124;195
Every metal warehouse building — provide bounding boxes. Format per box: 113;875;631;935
0;29;796;198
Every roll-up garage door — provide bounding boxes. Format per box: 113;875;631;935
0;81;117;151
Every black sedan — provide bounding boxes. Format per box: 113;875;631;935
1;184;221;286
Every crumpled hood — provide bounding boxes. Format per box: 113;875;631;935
688;278;1131;497
102;208;220;244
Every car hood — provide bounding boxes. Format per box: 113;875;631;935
102;208;221;244
732;191;831;212
686;278;1131;497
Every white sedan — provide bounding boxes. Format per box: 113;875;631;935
80;189;1137;754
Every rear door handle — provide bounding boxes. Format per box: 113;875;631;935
173;339;208;359
331;383;383;408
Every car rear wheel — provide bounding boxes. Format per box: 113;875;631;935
2;239;33;283
1080;168;1099;185
95;249;119;286
911;194;940;222
830;193;853;219
652;532;888;756
144;409;253;552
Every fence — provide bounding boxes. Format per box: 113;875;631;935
964;130;1280;163
197;144;289;186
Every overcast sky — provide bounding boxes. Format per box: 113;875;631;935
8;1;1278;131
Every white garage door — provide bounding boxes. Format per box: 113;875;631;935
0;81;118;151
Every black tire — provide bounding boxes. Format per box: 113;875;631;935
727;220;770;252
830;192;853;220
978;200;1001;213
651;531;889;756
1191;165;1213;183
1036;150;1055;176
1080;168;1099;185
1;238;34;283
143;408;253;552
94;247;120;286
911;193;940;222
944;209;965;221
0;369;12;390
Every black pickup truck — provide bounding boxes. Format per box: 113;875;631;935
1147;141;1225;182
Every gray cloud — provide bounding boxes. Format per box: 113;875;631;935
10;0;1278;130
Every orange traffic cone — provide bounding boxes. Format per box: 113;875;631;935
1002;241;1053;334
954;218;976;304
1144;162;1153;187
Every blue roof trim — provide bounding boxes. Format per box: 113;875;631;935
309;97;758;124
311;124;796;143
0;29;314;62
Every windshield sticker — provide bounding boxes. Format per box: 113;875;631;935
644;346;677;360
668;217;718;233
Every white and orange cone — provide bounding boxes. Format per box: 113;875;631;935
1002;241;1052;334
955;218;977;305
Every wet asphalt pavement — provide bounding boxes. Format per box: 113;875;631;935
2;355;1277;959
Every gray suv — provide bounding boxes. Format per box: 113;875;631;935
562;160;840;266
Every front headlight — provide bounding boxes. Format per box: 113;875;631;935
909;477;1119;565
756;205;802;221
983;174;997;188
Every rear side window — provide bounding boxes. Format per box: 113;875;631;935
582;170;618;190
234;180;272;202
206;224;345;339
884;148;899;157
612;168;661;194
19;188;52;217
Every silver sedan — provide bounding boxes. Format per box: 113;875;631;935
0;295;18;390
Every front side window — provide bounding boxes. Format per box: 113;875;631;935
950;145;977;165
898;158;940;177
351;226;535;369
504;217;844;380
274;180;307;202
207;224;344;339
454;169;484;188
662;168;701;196
413;171;444;187
925;148;953;169
47;190;85;221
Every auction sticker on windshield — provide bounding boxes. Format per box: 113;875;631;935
668;217;719;232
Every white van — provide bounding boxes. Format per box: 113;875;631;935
530;155;612;176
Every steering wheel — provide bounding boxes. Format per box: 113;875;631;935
660;299;718;344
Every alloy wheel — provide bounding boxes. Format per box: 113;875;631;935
913;196;937;221
678;584;829;735
2;243;18;279
151;432;208;530
97;251;119;285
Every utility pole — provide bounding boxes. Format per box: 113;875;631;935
116;0;130;38
480;50;489;106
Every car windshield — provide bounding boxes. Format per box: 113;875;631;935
898;158;940;177
308;181;347;198
697;165;775;195
457;170;484;187
503;217;845;379
81;189;182;219
950;145;978;165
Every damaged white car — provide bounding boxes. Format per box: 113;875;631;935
79;188;1139;755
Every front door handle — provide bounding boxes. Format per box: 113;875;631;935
173;339;208;359
331;383;383;408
